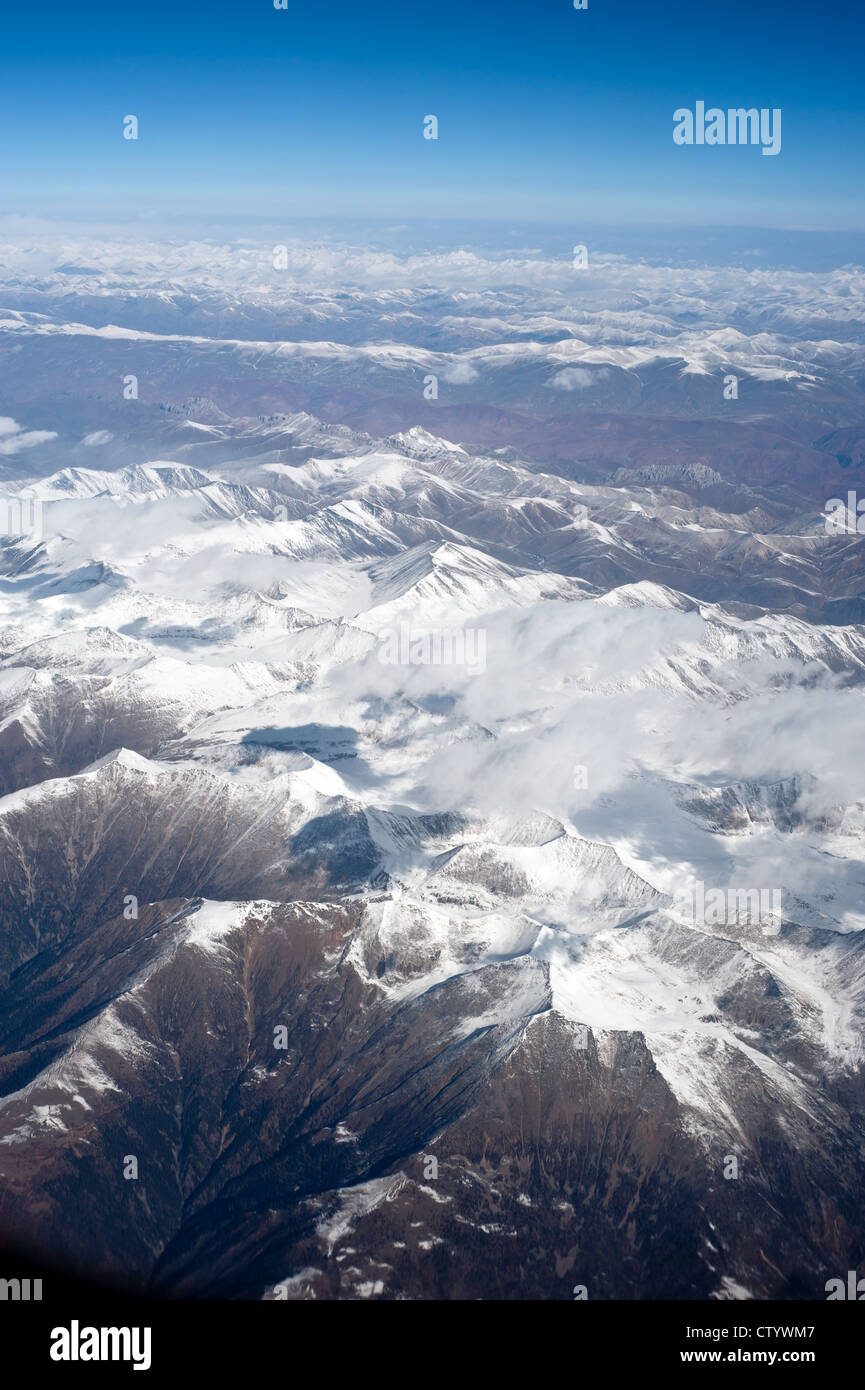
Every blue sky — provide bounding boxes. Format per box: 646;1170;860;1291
1;0;863;228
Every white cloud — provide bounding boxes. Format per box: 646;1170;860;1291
0;419;57;454
549;367;610;391
442;360;479;384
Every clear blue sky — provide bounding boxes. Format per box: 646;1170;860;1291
1;0;863;227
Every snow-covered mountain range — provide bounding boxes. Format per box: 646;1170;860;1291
0;231;863;1300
